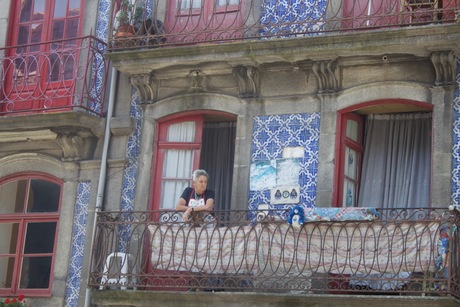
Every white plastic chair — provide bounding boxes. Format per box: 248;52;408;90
99;252;137;290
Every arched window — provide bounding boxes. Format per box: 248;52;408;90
0;173;62;296
334;101;433;208
150;112;236;211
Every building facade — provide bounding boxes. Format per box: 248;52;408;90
0;0;459;306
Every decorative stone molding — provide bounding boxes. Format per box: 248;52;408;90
431;51;456;86
130;73;157;103
312;60;340;93
233;66;260;98
52;127;96;162
55;131;84;162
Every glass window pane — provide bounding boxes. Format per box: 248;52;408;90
20;256;52;289
33;0;46;21
167;121;196;142
180;0;201;9
19;0;33;22
0;180;27;214
24;222;56;254
51;20;64;40
69;0;80;15
346;119;359;142
0;223;19;253
342;179;356;207
0;257;15;289
30;23;43;45
63;54;75;80
53;0;67;18
26;179;60;213
217;0;238;5
161;180;189;209
65;18;79;39
163;150;194;178
344;146;357;180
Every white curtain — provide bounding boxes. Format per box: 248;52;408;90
160;122;196;210
358;113;432;209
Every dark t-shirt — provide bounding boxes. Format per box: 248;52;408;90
180;187;215;207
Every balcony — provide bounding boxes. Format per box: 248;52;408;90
0;36;109;116
90;208;460;305
107;0;459;51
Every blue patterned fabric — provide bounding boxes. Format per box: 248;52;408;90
304;207;378;221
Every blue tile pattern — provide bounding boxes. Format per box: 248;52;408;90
452;60;460;207
89;0;111;114
64;181;91;307
249;113;320;215
260;0;327;37
64;2;110;306
118;88;143;252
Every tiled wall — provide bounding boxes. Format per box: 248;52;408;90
248;113;321;217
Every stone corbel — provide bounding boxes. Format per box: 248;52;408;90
431;51;456;86
52;127;95;162
312;60;340;94
130;73;157;103
55;130;84;162
233;66;260;98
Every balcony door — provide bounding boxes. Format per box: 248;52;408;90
3;0;83;114
165;0;244;44
150;113;236;212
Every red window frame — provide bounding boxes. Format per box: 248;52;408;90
333;112;364;207
0;173;62;297
150;115;204;210
3;0;84;113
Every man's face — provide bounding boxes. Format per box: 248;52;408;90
193;175;208;194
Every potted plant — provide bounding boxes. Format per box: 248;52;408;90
114;0;144;39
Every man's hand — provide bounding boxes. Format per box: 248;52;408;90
183;207;193;222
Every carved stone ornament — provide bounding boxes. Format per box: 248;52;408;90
130;73;157;103
55;130;84;162
431;51;456;86
233;66;260;98
312;60;340;94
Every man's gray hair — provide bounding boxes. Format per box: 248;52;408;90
192;169;209;181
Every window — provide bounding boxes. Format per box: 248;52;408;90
151;113;236;211
3;0;83;113
166;0;244;43
0;174;62;296
342;0;454;28
334;102;433;208
342;0;401;28
336;113;364;207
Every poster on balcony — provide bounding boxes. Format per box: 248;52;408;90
276;158;300;186
250;160;276;190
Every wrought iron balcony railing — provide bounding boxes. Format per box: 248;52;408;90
108;0;459;50
90;208;459;297
0;36;109;116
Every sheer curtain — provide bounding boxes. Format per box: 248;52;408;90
200;122;236;211
160;122;195;210
358;113;432;209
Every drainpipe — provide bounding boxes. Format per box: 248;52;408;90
84;66;118;307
